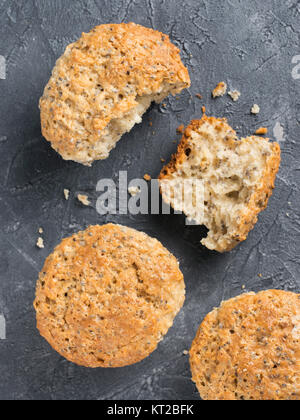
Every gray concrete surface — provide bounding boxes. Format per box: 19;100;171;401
0;0;299;400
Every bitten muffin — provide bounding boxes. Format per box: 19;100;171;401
190;290;300;400
159;115;281;252
34;224;185;368
40;23;191;166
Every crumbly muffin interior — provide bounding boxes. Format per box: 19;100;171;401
160;117;280;252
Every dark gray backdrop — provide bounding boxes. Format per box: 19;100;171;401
0;0;299;400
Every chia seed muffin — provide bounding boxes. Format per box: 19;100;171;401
40;23;190;166
190;290;300;400
34;224;185;368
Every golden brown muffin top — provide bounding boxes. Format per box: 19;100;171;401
40;23;190;164
190;290;300;400
34;224;185;368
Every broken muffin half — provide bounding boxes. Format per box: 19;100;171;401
40;23;190;166
159;115;281;252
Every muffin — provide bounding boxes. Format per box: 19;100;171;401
159;115;281;252
40;23;191;166
190;290;300;400
34;224;185;368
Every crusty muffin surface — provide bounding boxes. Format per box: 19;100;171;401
190;290;300;400
34;224;185;368
40;23;190;165
159;115;281;252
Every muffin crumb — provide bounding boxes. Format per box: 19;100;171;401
177;124;185;134
255;127;268;135
64;189;70;200
228;90;241;102
36;237;44;249
128;186;141;197
77;194;91;206
212;82;227;98
251;104;260;114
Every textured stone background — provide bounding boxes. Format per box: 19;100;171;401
0;0;299;400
